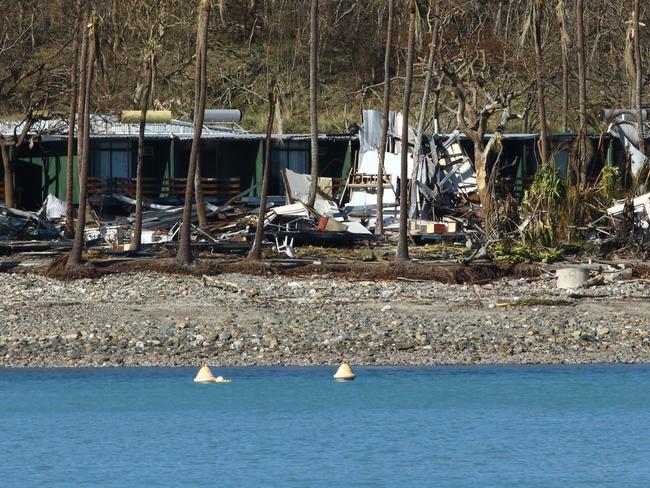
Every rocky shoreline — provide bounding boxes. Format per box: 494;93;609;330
1;270;649;367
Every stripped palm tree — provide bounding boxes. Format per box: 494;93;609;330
176;0;210;266
396;0;417;261
375;0;394;235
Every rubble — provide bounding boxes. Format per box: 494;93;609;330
0;204;61;242
607;192;650;229
1;107;648;259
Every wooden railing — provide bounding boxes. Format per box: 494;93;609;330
86;177;241;198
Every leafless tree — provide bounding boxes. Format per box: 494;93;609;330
0;140;13;208
249;89;276;260
75;1;90;192
556;0;571;133
575;0;588;190
67;11;96;269
1;139;15;208
410;0;440;218
194;6;209;229
375;0;394;235
307;0;319;208
176;0;210;266
532;0;549;163
441;64;525;216
396;1;416;262
633;0;645;158
1;115;39;209
131;51;154;252
65;0;83;238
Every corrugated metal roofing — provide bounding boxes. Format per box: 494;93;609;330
1;114;635;144
0;115;356;142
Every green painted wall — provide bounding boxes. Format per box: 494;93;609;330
13;141;79;208
8;137;355;209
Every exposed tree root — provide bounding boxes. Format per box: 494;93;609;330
45;254;101;280
46;256;539;285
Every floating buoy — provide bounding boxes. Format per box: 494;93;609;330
333;362;356;381
194;366;231;383
194;365;217;383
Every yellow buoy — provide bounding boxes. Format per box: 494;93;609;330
333;362;356;381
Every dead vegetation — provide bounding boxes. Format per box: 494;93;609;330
36;253;539;286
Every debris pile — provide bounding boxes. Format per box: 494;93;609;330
607;192;650;229
0;204;61;243
1;107;648;258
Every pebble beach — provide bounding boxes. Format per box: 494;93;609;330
1;270;649;367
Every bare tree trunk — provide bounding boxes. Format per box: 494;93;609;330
132;52;153;252
307;0;319;208
65;0;82;238
634;0;645;158
474;146;491;213
561;45;569;133
249;90;275;260
575;0;588;189
375;0;394;235
1;142;14;208
409;1;439;218
533;0;549;164
557;0;570;133
194;156;208;228
625;16;637;106
76;0;90;183
396;4;416;262
194;10;209;229
176;0;210;266
67;13;95;269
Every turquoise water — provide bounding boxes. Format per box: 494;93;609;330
1;365;650;487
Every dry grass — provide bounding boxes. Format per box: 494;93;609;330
44;255;540;285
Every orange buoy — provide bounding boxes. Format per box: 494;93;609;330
193;365;217;383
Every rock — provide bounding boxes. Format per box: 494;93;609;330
66;350;81;360
395;340;414;351
262;335;279;348
0;269;648;368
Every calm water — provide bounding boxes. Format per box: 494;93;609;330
1;365;650;487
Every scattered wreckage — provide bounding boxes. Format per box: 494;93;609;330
2;107;649;258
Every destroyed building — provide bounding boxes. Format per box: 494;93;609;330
0;114;356;210
1;107;648;250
